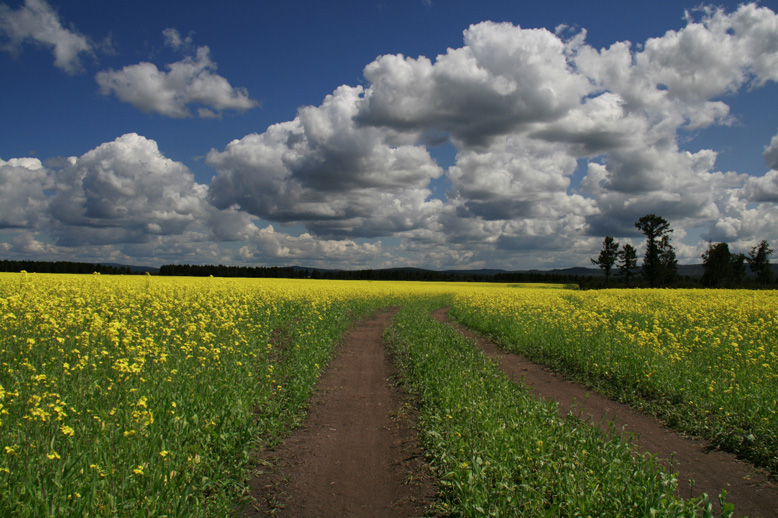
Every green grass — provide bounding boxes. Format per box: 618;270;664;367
386;300;726;517
450;288;778;475
2;277;755;516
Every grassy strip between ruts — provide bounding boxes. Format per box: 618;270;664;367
385;300;732;518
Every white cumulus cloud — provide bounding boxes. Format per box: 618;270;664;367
96;30;257;118
764;134;778;171
207;85;444;239
47;133;211;245
357;21;592;148
202;3;778;268
0;156;51;228
6;3;778;270
0;0;93;73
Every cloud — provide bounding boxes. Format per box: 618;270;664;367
0;156;51;228
96;31;258;118
559;3;778;247
47;133;211;245
207;85;444;239
232;225;388;267
527;92;645;157
581;152;745;235
743;170;778;203
6;3;778;271
447;135;592;220
204;4;778;268
764;134;778;171
0;0;93;73
162;27;193;51
737;134;778;203
571;4;778;126
356;21;592;147
0;133;404;268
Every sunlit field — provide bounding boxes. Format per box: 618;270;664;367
451;287;778;474
0;273;410;516
387;301;709;516
1;273;774;516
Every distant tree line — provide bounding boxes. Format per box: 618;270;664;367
700;239;773;288
0;259;133;275
311;268;462;282
158;263;586;284
158;263;310;278
590;214;774;289
310;268;583;284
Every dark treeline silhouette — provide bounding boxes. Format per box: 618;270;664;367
0;258;603;284
0;259;132;275
314;268;582;284
589;214;775;290
312;268;461;282
159;263;309;278
7;253;774;288
158;263;585;284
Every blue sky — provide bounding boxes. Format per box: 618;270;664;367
2;0;778;270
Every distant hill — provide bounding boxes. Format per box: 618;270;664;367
442;268;508;276
162;263;766;279
145;262;776;278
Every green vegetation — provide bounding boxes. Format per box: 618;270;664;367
386;301;718;517
451;287;778;475
3;275;768;516
0;275;385;517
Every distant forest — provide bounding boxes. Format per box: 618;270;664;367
159;263;308;279
3;258;776;289
159;263;585;285
2;259;585;285
0;259;133;275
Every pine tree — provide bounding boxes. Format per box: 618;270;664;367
617;244;638;285
635;214;674;288
747;240;773;286
591;236;619;286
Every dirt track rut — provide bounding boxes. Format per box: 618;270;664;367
242;308;434;517
432;306;778;518
243;306;778;517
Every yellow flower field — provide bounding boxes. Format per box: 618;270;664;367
451;286;778;472
1;273;776;515
0;273;442;516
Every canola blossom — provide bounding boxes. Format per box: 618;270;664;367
451;286;778;473
1;273;775;516
0;273;443;516
387;301;710;516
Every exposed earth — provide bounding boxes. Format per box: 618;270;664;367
241;308;436;517
242;306;778;517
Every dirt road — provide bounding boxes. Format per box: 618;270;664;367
242;308;435;517
241;306;778;517
433;306;778;518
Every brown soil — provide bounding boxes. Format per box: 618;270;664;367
432;306;778;518
241;308;436;517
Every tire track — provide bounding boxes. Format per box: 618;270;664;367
432;306;778;518
242;308;435;517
